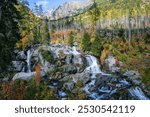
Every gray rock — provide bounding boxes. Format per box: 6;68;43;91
11;61;25;72
60;75;72;82
12;72;36;81
62;65;77;74
72;72;90;84
104;56;122;73
16;51;26;60
65;54;73;64
63;81;75;91
95;76;107;87
72;55;86;73
2;77;9;82
123;70;142;85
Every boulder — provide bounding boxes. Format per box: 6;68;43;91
12;72;36;81
63;81;75;91
65;54;73;64
123;70;142;85
16;51;26;60
72;55;87;73
11;61;25;72
104;56;122;73
62;65;77;74
72;72;90;84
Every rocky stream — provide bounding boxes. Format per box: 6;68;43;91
7;44;150;100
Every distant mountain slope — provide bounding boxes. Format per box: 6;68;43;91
44;1;92;19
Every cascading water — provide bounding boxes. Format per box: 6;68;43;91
15;44;149;100
128;87;149;100
84;55;149;100
26;49;34;73
85;55;108;75
84;55;110;99
71;46;80;55
85;55;101;74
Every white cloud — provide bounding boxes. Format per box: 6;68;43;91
36;0;49;8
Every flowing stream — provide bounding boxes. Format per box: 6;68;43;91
18;45;149;100
84;55;149;100
26;49;34;73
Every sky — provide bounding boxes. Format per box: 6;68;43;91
28;0;89;12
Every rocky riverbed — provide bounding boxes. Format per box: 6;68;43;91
3;44;149;100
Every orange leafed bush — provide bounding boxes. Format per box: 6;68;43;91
1;81;14;100
51;29;75;39
35;64;41;86
1;81;26;100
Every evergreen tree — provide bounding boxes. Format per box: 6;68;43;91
0;0;21;71
82;32;91;51
91;35;102;57
42;18;50;44
68;31;75;46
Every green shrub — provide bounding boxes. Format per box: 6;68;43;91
0;79;57;100
40;49;54;63
68;31;75;46
119;53;129;62
75;80;84;88
25;79;57;100
91;35;103;57
142;68;150;84
82;32;91;51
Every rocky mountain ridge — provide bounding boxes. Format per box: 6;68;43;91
44;1;92;19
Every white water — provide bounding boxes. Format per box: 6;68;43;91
20;46;149;100
26;49;33;73
58;90;67;97
85;55;109;76
84;55;149;100
128;87;149;100
84;55;110;99
71;46;80;55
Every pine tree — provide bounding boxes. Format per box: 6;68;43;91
42;18;50;44
68;31;75;46
82;32;91;51
91;35;102;57
0;0;21;71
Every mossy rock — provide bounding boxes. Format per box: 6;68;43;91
40;49;54;63
58;50;66;60
75;80;84;88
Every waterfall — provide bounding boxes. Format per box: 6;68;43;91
71;46;80;55
85;55;109;75
128;87;149;100
84;55;110;99
84;55;149;100
26;49;33;73
86;55;101;74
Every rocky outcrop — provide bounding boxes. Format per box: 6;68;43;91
51;1;92;20
123;70;142;85
104;55;123;73
9;44;149;100
12;72;36;81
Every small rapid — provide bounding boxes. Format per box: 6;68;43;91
84;55;149;100
128;87;149;100
26;49;34;73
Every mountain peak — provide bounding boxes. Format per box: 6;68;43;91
44;0;92;19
